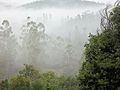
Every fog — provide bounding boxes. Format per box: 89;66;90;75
0;7;104;39
0;4;105;79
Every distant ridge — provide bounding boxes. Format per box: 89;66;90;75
20;0;105;9
0;2;13;9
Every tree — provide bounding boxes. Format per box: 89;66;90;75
19;64;40;80
0;20;17;79
10;76;31;90
41;71;60;90
78;4;120;90
31;79;44;90
21;17;46;66
0;79;9;90
9;64;41;90
58;76;79;90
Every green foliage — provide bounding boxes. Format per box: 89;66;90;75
0;79;9;90
111;6;120;30
19;64;40;80
31;79;44;90
41;71;59;90
78;5;120;90
10;76;30;90
0;64;79;90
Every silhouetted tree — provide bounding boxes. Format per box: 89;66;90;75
0;20;17;79
21;17;46;66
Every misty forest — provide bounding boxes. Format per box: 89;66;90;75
0;0;120;90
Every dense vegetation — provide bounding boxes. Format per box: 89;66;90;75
0;64;79;90
78;4;120;90
0;2;120;90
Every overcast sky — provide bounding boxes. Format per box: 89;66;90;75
0;0;116;6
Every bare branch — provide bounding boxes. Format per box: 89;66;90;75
115;0;120;6
100;5;114;31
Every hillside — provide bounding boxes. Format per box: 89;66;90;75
20;0;104;9
0;2;13;9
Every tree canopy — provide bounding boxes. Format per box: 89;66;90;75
78;4;120;90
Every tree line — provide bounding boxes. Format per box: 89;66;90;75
0;1;120;90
